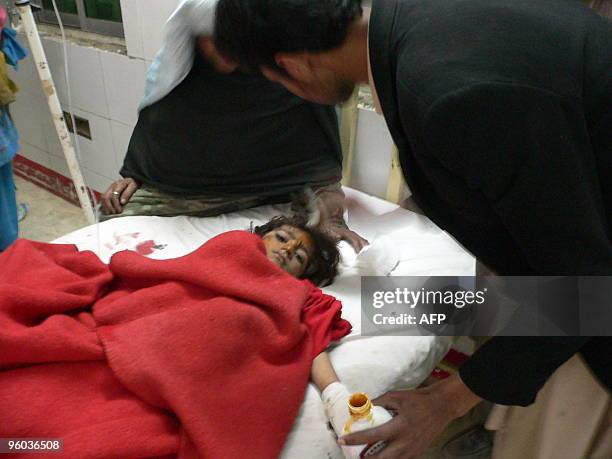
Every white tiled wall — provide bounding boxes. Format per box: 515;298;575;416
48;154;71;177
43;39;69;106
100;52;147;125
10;37;147;192
119;0;144;59
20;142;51;169
138;0;182;60
11;92;48;152
121;0;181;60
350;108;396;199
66;45;110;117
8;0;178;193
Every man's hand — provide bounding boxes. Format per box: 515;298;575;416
101;178;140;215
314;187;369;252
328;224;369;253
339;374;482;458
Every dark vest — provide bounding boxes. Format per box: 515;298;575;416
121;52;342;197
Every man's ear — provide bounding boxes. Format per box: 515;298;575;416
274;52;313;82
198;36;238;74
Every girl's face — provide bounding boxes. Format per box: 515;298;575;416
261;225;315;278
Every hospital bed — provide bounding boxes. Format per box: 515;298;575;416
54;187;475;458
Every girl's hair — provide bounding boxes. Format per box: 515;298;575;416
253;215;340;286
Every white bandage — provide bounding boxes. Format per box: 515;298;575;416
321;382;351;436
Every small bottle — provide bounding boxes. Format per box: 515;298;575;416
341;393;393;458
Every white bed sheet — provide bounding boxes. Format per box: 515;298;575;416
54;188;475;458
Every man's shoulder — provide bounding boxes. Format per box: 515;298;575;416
385;0;600;78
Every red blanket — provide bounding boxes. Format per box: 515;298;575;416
0;231;351;458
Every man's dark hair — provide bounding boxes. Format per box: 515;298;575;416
253;215;341;287
214;0;362;71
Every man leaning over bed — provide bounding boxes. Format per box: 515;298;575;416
100;0;367;252
213;0;612;458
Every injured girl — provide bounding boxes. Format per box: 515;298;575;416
0;216;387;459
256;216;392;457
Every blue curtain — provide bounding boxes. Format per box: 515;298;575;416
0;28;27;250
0;160;17;250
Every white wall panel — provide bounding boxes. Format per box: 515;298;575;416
65;44;110;117
120;0;144;59
11;92;48;152
350;108;395;199
101;51;146;125
20;142;51;168
138;0;181;61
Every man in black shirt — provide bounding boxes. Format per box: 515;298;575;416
214;0;611;456
101;38;366;250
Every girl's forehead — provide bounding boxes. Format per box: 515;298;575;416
277;225;315;251
278;224;303;237
277;224;298;235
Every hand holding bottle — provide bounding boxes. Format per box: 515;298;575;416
338;374;482;459
322;382;393;458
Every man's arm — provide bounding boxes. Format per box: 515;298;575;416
312;184;369;252
424;83;612;275
424;84;611;402
459;337;591;406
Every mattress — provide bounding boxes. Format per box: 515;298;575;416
54;187;475;458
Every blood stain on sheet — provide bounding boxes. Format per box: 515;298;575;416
136;240;167;255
